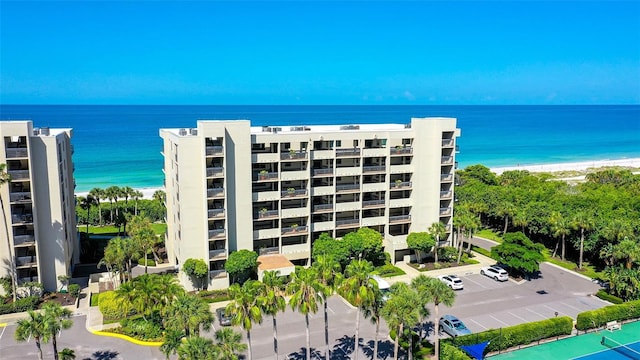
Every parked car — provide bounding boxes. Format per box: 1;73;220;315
216;307;233;326
438;274;464;290
480;265;509;281
439;315;472;337
371;275;391;301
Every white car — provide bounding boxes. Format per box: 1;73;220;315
481;265;509;281
438;275;464;290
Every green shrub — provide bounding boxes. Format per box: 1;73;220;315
595;290;624;304
576;299;640;331
438;246;459;262
441;343;472;360
90;292;100;307
197;289;231;303
471;245;493;258
0;296;40;314
114;317;163;341
374;263;406;277
68;284;81;298
98;291;130;320
136;257;156;266
446;316;573;353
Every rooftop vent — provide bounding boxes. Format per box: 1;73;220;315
179;128;187;136
290;126;305;131
40;127;50;136
33;128;40;136
189;128;198;135
262;126;272;133
340;125;360;130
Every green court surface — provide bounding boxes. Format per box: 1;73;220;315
489;320;640;360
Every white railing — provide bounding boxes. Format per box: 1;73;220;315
209;270;227;279
257;210;279;219
313;204;333;212
281;151;308;160
362;200;385;208
281;189;308;197
14;234;35;246
440;190;453;199
207;188;225;198
206;167;224;177
209;249;226;259
8;170;29;180
390;181;412;189
440;207;452;216
441;156;454;165
336;219;359;227
259;247;280;255
336;184;360;192
389;215;411;223
208;209;225;218
208;229;226;240
363;166;386;173
10;192;31;202
336;148;361;157
257;172;279;181
390;147;413;155
206;146;224;156
282;226;308;235
312;168;333;176
5;148;28;158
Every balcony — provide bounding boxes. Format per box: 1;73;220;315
207;188;225;198
389;215;411;224
14;234;35;246
256;172;278;182
5;148;28;158
312;204;333;213
208;209;225;219
10;192;31;203
440;207;452;216
362;200;385;208
363;165;386;174
390;181;412;190
335;184;360;193
208;229;226;240
282;243;310;256
281;189;308;198
256;209;279;220
209;249;227;260
8;170;29;180
209;270;227;279
440;190;453;199
281;151;308;161
336;148;361;157
390;147;413;156
441;174;454;182
442;139;455;147
259;247;280;256
12;213;33;224
16;256;37;267
441;156;454;165
282;225;308;236
336;218;359;228
206;167;224;178
312;168;333;177
206;146;224;156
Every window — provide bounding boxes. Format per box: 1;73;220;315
353;140;358;147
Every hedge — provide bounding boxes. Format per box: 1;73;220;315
98;291;131;320
0;296;40;315
197;289;231;303
576;299;640;331
595;290;624;305
444;316;573;353
441;343;472;360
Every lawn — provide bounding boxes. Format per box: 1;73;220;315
78;223;167;236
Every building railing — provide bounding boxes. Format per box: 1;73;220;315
363;165;386;173
390;147;413;155
16;256;37;267
5;148;28;158
336;218;359;227
336;148;361;157
257;172;279;181
14;234;35;246
281;151;308;160
209;270;227;279
208;209;225;218
8;170;29;180
313;204;333;212
208;229;226;240
442;139;455;147
441;174;453;182
259;247;280;255
281;189;308;197
12;213;33;224
336;184;360;192
440;207;452;216
390;181;412;189
362;200;385;208
209;249;226;259
18;276;38;285
10;192;31;202
389;215;411;223
282;225;308;235
257;209;279;219
441;156;454;165
312;168;333;176
206;146;224;156
440;190;453;199
207;188;225;198
206;167;224;177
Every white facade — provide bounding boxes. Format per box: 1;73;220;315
161;117;459;290
0;121;77;292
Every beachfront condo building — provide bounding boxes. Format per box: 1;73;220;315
0;121;77;293
160;117;459;290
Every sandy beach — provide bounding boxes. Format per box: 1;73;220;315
490;158;640;175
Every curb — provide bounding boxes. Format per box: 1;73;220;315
543;261;595;282
0;322;6;327
90;330;163;346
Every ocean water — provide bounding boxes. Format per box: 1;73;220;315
0;105;638;192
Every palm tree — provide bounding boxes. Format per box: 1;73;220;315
78;195;96;234
550;211;571;260
153;189;166;206
160;329;184;360
156;273;185;309
88;187;105;226
226;280;264;360
164;293;214;336
381;283;422;360
58;348;76;360
428;222;448;265
613;238;640;269
177;336;219;360
15;310;49;360
572;211;594;269
287;266;324;360
104;186;119;224
362;286;384;360
42;302;74;360
340;259;376;360
215;328;247;360
312;255;342;360
411;275;456;360
258;270;286;360
128;215;156;273
131;189;143;215
0;163;17;302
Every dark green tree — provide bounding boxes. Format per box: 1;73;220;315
225;250;258;284
183;258;209;290
406;232;435;264
491;232;545;277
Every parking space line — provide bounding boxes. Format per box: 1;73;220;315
542;304;564;316
468;318;488;330
507;311;528;322
463;276;489;289
0;324;6;340
327;306;335;314
559;301;583;312
526;308;548;319
489;314;510;327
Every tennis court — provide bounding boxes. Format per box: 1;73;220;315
489;320;640;360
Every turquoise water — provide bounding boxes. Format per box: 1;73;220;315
1;105;638;192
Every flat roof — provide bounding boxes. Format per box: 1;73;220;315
257;254;295;271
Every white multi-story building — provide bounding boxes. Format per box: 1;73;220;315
161;117;459;290
0;121;77;292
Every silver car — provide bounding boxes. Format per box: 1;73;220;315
481;265;509;281
439;315;472;337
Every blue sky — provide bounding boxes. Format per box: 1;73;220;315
1;1;639;105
